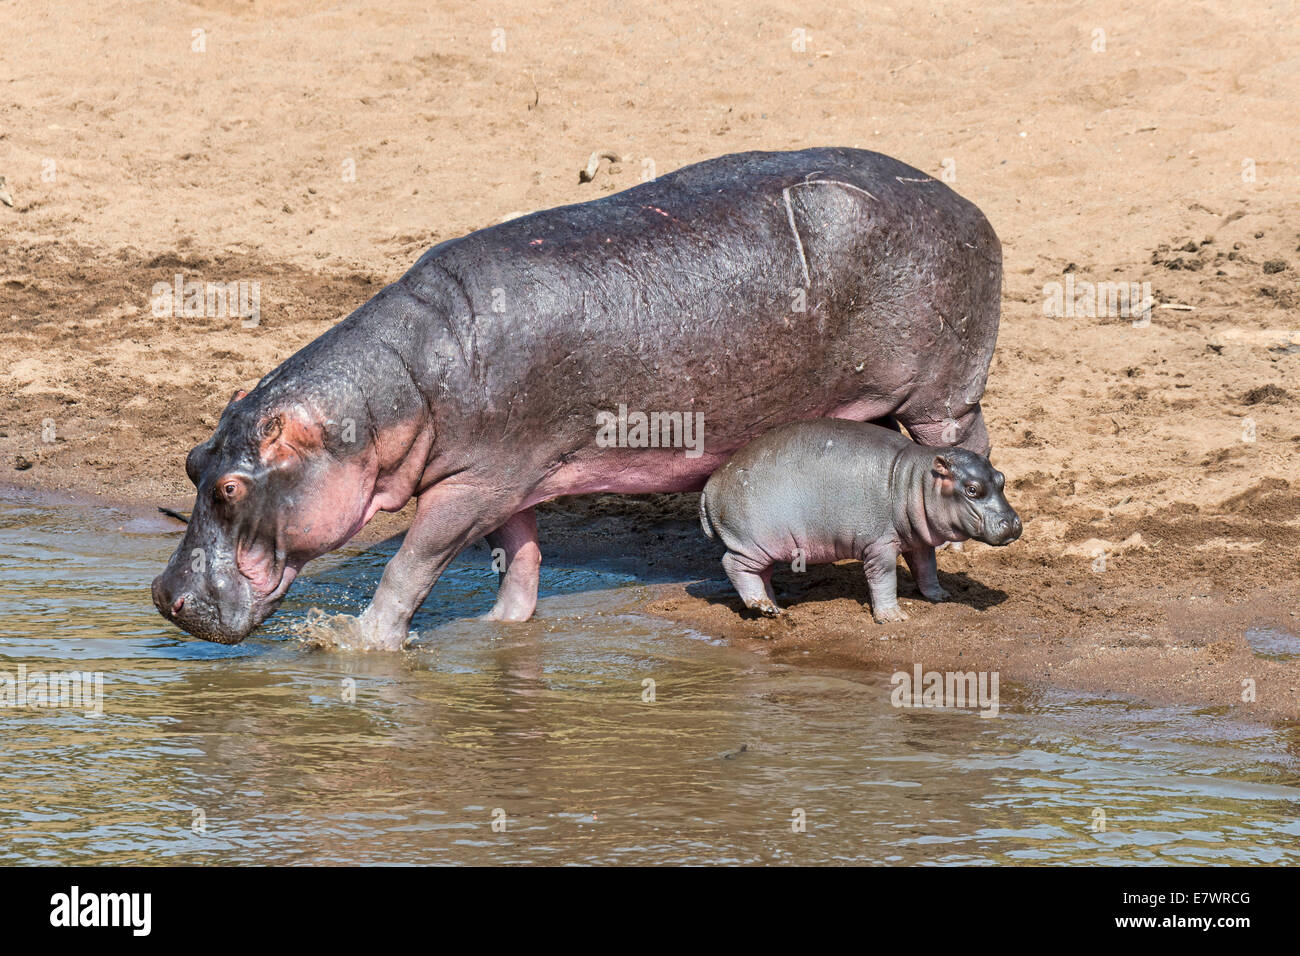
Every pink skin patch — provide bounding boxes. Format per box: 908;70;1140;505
642;205;683;224
234;417;432;610
231;465;373;608
236;540;282;594
529;450;731;504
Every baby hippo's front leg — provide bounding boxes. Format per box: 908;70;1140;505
904;546;952;602
862;540;907;623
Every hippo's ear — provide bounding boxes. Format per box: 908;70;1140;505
258;408;323;468
228;389;248;407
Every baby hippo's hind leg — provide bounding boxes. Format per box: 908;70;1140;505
863;541;907;623
721;551;781;616
483;508;541;622
904;546;951;602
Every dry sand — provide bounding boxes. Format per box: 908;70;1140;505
2;0;1297;719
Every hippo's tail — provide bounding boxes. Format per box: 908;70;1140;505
698;489;716;540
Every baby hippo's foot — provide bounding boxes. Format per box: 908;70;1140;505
872;604;909;624
918;583;952;602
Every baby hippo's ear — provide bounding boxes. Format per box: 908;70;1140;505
932;455;956;481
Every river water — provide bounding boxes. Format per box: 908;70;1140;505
0;492;1296;865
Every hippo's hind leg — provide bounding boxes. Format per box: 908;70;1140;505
483;508;541;623
903;545;951;602
721;551;780;616
863;540;907;623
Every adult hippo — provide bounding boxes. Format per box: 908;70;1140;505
151;147;1002;648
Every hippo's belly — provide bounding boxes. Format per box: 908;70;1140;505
528;449;733;503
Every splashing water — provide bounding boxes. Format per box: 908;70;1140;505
290;608;416;652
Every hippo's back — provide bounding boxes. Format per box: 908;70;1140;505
396;147;1001;467
416;147;996;299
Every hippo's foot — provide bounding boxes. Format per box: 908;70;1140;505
481;595;536;623
355;605;417;651
744;599;783;617
872;604;909;624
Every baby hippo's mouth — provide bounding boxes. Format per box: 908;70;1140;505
983;513;1022;546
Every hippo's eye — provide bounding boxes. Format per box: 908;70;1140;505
215;474;249;504
965;483;983;499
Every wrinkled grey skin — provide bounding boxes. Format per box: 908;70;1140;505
153;147;1003;648
699;419;1021;621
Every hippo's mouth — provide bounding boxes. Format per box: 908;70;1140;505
152;563;301;645
263;563;300;604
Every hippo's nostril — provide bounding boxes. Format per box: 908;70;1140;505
172;595;187;615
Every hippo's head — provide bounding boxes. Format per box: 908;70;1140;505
151;389;376;644
928;450;1021;546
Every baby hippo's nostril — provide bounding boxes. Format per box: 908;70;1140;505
172;595;187;615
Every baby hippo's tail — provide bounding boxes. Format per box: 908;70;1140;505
699;488;716;540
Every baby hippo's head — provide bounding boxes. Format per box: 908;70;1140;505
929;450;1021;546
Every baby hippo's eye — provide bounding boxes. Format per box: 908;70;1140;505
964;483;983;499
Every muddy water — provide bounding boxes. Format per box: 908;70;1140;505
1;493;1297;865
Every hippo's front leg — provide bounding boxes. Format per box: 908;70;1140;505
862;540;907;623
904;546;951;602
359;481;520;649
483;508;541;623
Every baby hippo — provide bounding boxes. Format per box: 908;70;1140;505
699;419;1021;622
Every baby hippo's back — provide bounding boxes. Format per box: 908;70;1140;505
700;419;912;565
